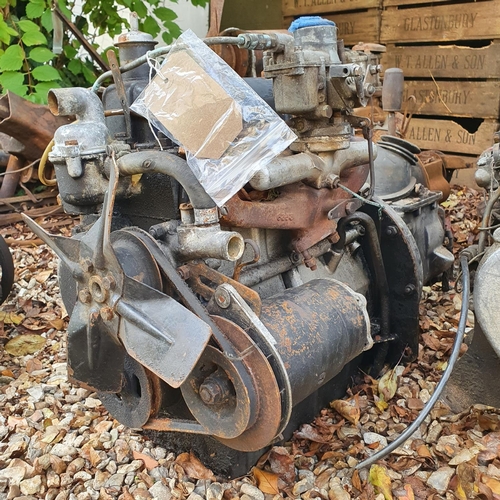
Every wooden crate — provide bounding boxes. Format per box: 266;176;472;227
406;118;499;155
381;0;500;44
402;80;500;119
284;8;381;44
382;42;500;79
283;0;380;16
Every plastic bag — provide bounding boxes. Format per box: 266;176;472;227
131;29;296;206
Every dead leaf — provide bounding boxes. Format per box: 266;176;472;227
379;367;398;402
416;444;433;459
483;476;500;495
399;485;415;500
48;318;64;330
35;269;53;283
5;334;46;356
369;464;393;500
268;447;296;485
175;452;214;480
132;451;159;471
331;395;361;425
295;423;332;443
0;310;23;325
352;469;363;491
253;467;280;494
26;358;43;373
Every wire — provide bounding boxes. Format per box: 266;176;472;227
38;139;57;187
0;158;39;177
336;182;384;218
355;254;470;470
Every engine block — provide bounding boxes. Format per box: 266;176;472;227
25;17;454;476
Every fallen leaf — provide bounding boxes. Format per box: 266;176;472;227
0;310;23;325
378;368;398;402
35;269;52;283
5;334;46;356
400;484;415;500
295;423;332;443
175;452;214;480
253;467;280;494
483;476;500;495
352;469;363;491
331;395;361;425
369;464;393;500
268;446;296;485
1;369;14;378
26;358;43;373
48;318;65;330
132;451;159;471
416;444;433;459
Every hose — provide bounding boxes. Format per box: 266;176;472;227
38;139;57;186
355;253;470;470
92;36;245;92
478;186;500;253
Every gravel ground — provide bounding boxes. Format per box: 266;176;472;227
1;186;499;500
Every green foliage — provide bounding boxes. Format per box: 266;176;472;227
0;0;209;103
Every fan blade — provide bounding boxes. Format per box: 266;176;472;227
67;301;125;392
116;275;212;388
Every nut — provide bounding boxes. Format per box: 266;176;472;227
100;306;114;321
81;259;94;274
78;288;92;304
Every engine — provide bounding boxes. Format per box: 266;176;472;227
25;17;454;475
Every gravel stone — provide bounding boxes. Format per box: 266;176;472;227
427;467;455;494
149;481;172;500
240;484;265;500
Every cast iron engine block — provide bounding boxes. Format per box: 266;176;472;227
25;17;454;476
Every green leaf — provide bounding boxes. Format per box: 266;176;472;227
22;30;47;46
40;9;53;31
153;7;177;21
3;84;28;97
131;0;147;18
67;58;82;75
18;19;40;32
63;45;77;59
162;31;173;45
32;64;60;81
142;16;160;38
0;45;25;71
35;80;60;96
29;46;55;62
26;1;46;19
0;71;25;91
0;0;7;7
81;63;96;84
56;0;72;19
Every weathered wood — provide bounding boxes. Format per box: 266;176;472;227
384;0;448;7
406;118;498;154
282;0;380;16
382;42;500;79
381;0;500;43
403;80;500;119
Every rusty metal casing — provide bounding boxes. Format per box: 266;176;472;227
259;278;371;405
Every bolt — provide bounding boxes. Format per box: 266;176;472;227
385;225;398;237
81;259;94;273
100;306;115;321
404;284;416;295
142;160;152;169
102;275;116;290
177;265;190;280
78;288;92;304
199;375;231;405
290;251;302;264
214;287;231;309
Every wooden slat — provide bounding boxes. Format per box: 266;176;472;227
406;118;498;154
381;0;500;43
382;42;500;79
384;0;448;7
282;0;380;16
403;80;500;119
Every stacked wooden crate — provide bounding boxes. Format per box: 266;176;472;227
282;0;500;159
282;0;382;45
381;0;500;158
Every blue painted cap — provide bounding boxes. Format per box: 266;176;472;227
289;16;336;32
